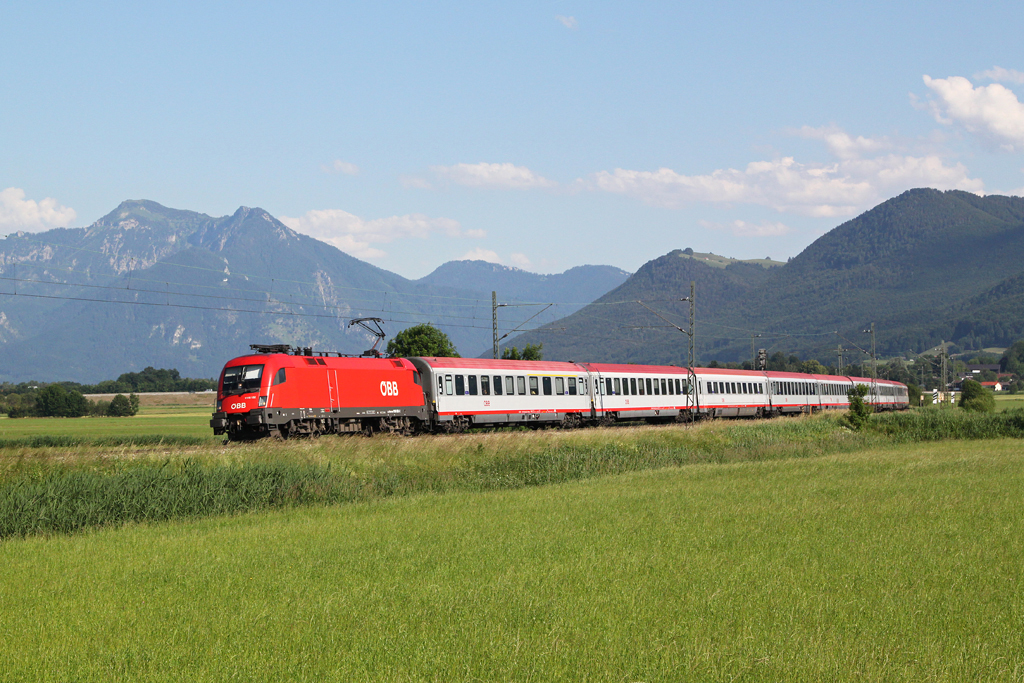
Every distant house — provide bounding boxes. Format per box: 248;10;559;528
980;381;1003;392
966;364;1001;375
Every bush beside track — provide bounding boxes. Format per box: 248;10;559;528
2;409;1023;540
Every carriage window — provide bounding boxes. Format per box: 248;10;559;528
653;379;660;395
454;375;463;395
630;378;637;394
568;377;577;395
468;375;478;395
438;376;444;395
607;378;614;395
518;376;527;395
493;376;502;395
637;378;644;395
666;379;674;396
480;376;490;396
506;376;514;395
529;376;538;395
555;377;565;395
613;378;621;394
542;377;552;396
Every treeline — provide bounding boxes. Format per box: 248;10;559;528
1;367;213;418
3;385;140;419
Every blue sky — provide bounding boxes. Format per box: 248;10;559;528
3;1;1024;278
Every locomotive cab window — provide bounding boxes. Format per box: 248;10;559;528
222;364;264;395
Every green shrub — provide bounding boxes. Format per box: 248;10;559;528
959;379;996;413
844;384;873;429
106;394;138;417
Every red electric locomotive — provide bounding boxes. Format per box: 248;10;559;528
210;344;428;439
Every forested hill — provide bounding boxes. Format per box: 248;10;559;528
506;189;1024;364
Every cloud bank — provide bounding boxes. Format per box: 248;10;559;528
431;162;556;189
280;209;477;259
923;74;1024;150
0;188;77;232
586;152;981;217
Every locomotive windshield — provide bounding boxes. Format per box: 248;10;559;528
222;364;264;396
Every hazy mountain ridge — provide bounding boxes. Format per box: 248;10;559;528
0;201;629;382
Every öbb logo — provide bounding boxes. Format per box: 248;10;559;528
380;381;399;397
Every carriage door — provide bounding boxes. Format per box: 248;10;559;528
589;372;601;418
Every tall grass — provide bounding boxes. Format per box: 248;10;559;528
0;434;210;449
2;409;1023;540
870;407;1024;441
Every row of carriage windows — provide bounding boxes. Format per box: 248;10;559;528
435;374;907;399
706;380;764;395
437;374;689;398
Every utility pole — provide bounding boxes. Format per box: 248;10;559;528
862;323;876;380
688;281;697;414
941;341;948;403
837;344;844;373
492;291;499;359
751;333;761;369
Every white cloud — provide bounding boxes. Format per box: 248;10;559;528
555;15;577;29
796;125;890;159
699;219;793;237
923;75;1024;150
280;209;469;260
460;248;502;263
320;159;360;176
587;152;983;217
974;66;1024;85
400;175;433;189
509;252;532;268
0;188;76;232
431;162;556;189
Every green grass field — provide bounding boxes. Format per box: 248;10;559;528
0;403;214;440
995;394;1024;412
1;439;1022;681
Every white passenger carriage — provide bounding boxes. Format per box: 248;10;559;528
406;357;908;431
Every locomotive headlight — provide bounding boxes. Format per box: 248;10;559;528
258;396;267;407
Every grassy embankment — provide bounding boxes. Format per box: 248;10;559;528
1;439;1022;681
2;406;1024;539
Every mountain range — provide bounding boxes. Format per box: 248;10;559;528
5;188;1024;383
0;200;628;382
507;189;1024;366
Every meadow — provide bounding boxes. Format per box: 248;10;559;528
1;439;1021;681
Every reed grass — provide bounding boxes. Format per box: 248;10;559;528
2;409;1022;540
